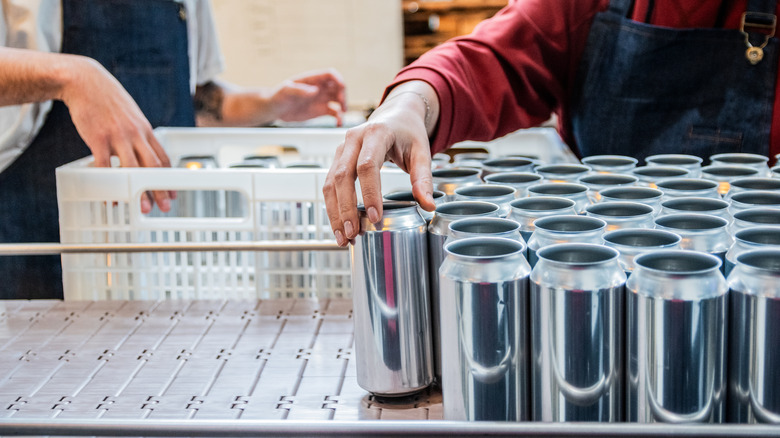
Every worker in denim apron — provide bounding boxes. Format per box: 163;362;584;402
322;0;779;246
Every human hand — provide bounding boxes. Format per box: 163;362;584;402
270;68;347;126
60;57;174;214
323;83;439;246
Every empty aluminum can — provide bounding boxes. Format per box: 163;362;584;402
645;154;703;177
384;190;446;222
727;249;780;424
530;243;626;422
509;196;578;242
176;155;221;218
439;237;531;421
772;164;780;178
447;217;524;245
581;155;638;174
600;186;665;215
526;215;606;267
710;152;770;177
701;165;760;196
732;208;780;233
432;168;482;200
603;228;682;275
527;182;591;213
659;197;732;223
585;201;655;231
725;227;780;276
578;173;639;202
351;201;433;396
631;166;691;188
654;213;732;273
454;184;516;217
484;172;542;198
627;250;727;423
428;201;501;382
729;190;780;215
727;177;780;198
656;178;720;199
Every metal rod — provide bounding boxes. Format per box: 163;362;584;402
0;240;345;256
0;419;777;437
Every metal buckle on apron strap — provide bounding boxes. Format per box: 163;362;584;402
740;12;777;65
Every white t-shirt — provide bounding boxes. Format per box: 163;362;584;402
0;0;225;173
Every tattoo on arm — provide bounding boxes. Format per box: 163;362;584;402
194;81;224;121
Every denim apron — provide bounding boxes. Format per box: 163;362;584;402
570;0;778;162
0;0;194;299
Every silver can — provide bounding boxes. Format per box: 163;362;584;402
527;182;591;213
732;207;780;233
243;154;281;168
454;184;516;217
581;155;638;174
439;237;531;421
772;164;780;178
535;163;592;183
481;157;535;176
627;250;727;423
727;177;780;198
654;213;732;273
710;152;770;176
727;249;780;424
656;178;720;199
578;174;639;203
384;190;446;222
645;154;703;177
176;155;221;218
729;190;780;215
631;166;691;188
603;228;682;275
484;172;542;198
530;243;626;422
659;197;732;223
447;217;524;244
509;196;578;242
600;186;665;215
351;201;433;396
432;168;482;200
700;165;760;196
428;201;501;382
585;201;655;232
526;215;606;268
725;227;780;276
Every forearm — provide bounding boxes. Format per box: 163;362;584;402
381;80;440;138
194;80;276;127
0;47;87;106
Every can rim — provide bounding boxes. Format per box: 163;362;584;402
604;228;682;248
536;243;619;266
634;249;722;275
444;236;526;260
735;249;780;274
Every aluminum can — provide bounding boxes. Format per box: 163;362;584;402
772;164;780;178
726;177;780;199
578;174;638;203
527;182;591;213
603;228;682;275
351;201;433;396
481;157;535;176
585;201;655;232
243;154;281;168
526;215;606;268
428;201;501;382
631;166;691;188
509;196;577;242
627;250;727;423
452;152;489;170
432;153;451;169
729;190;780;215
439;237;531;421
384;190;446;222
732;207;780;233
725;227;780;276
530;243;626;422
581;155;638;174
432;168;482;200
454;184;516;217
176;155;221;218
727;249;780;424
656;178;720;199
700;165;759;196
535;163;592;183
484;172;542;198
447;217;524;245
600;186;665;215
710;152;770;176
654;213;732;273
645;154;703;177
285;161;323;168
659;197;732;223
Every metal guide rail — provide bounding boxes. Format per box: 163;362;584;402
0;299;776;437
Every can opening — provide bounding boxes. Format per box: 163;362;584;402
735;228;780;245
731;192;780;206
455;185;515;197
735;250;780;272
657;179;717;191
655;214;728;230
734;209;780;224
510;197;575;211
646;155;702;166
535;164;590;175
436;201;499;216
528;183;587;195
579;174;637;185
702;166;758;178
447;237;523;258
661;198;728;212
587;202;653;217
635;250;720;273
358;201;417;213
582;156;637;167
604;229;681;247
485;172;541;184
633;167;689;178
711;153;768;165
483;158;533;168
538;243;617;264
450;218;520;234
432;168;480;179
600;187;663;200
731;178;780;191
535;215;605;232
385;190;444;202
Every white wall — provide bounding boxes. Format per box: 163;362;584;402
210;0;404;110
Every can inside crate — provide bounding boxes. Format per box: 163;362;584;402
56;128;411;301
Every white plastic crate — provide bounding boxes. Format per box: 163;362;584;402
56;128;412;301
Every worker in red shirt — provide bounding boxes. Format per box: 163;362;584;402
324;0;780;246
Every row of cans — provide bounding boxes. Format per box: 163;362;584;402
350;152;780;425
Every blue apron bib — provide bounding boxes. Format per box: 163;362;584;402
570;0;777;162
0;0;194;299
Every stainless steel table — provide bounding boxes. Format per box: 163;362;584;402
0;299;777;437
